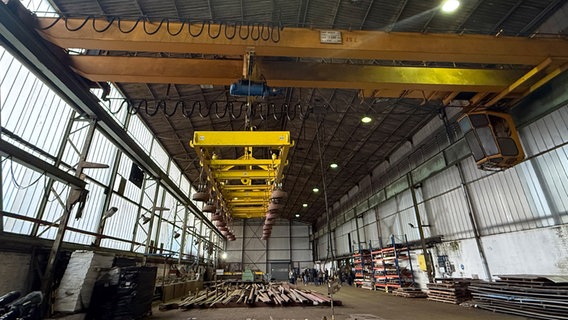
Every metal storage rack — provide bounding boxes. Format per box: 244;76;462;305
353;242;373;289
373;234;415;291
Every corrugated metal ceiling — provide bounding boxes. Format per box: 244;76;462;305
44;0;567;225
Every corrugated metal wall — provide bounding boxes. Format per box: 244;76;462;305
225;219;313;272
315;101;568;273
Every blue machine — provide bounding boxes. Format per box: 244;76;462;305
229;79;282;97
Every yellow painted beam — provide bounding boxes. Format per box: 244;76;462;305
228;200;267;206
232;213;266;219
69;56;527;92
192;131;291;147
485;57;552;107
222;191;269;199
214;170;276;180
190;130;291;220
37;18;568;65
221;185;272;191
231;207;267;213
70;56;241;85
208;159;281;167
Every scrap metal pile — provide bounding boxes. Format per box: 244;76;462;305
161;282;339;310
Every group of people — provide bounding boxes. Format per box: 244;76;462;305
289;268;329;285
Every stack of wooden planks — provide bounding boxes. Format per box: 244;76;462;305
162;282;340;309
392;287;428;298
469;275;568;320
427;279;471;304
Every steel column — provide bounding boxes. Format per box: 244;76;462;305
179;206;189;264
41;119;96;304
143;181;162;262
93;143;122;247
407;173;434;283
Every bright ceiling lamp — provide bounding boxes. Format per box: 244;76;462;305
313;187;320;193
441;0;460;13
361;116;372;123
330;163;338;169
303;203;308;207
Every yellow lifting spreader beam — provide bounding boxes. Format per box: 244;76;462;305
190;131;293;219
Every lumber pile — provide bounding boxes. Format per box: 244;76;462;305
427;279;471;304
168;282;340;309
469;275;568;320
392;287;427;298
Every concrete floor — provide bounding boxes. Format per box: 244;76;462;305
149;284;527;320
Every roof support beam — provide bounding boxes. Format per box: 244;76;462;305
36;17;568;65
68;56;528;94
0;140;86;188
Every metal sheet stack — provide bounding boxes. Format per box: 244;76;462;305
427;279;471;304
469;275;568;320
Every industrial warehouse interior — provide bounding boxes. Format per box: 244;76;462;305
1;0;568;319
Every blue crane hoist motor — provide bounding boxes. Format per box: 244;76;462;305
229;79;282;97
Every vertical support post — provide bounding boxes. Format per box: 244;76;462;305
455;163;493;280
130;178;152;252
41;119;97;302
168;203;178;255
143;181;162;264
289;219;293;267
153;188;167;253
354;209;362;250
93;146;122;247
408;173;434;283
241;220;246;269
404;234;416;286
197;219;204;264
179;206;189;264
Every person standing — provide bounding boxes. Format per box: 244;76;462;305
289;269;296;284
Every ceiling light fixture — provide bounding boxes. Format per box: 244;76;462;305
302;203;308;208
330;163;338;169
312;187;320;193
441;0;460;13
295;214;300;218
361;116;372;123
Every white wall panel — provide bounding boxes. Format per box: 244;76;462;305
271;222;290;237
424;188;473;239
269;237;290;250
334;232;350;256
291;237;310;250
362;208;376;225
291;223;309;237
267;248;290;261
363;221;379;243
292;250;312;264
